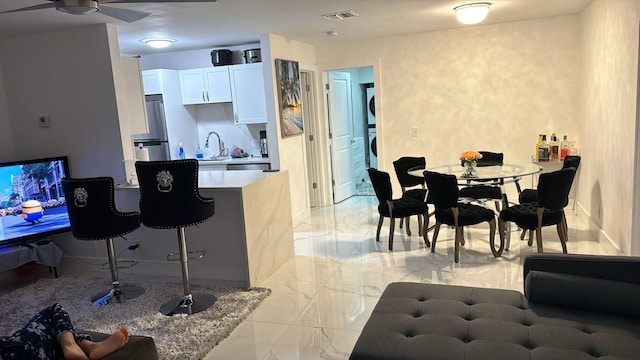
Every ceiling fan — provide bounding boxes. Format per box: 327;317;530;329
0;0;217;23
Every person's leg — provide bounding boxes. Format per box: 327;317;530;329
77;327;129;360
0;303;80;360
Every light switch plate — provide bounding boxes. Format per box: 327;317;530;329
411;127;419;137
38;115;50;128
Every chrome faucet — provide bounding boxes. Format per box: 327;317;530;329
204;131;227;157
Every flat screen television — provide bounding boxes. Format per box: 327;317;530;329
0;156;71;248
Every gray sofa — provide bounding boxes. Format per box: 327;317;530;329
350;253;640;360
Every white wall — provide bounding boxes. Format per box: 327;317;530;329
0;65;15;162
0;24;127;181
580;0;640;255
314;16;582;173
262;33;317;224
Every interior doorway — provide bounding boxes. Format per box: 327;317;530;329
324;66;375;203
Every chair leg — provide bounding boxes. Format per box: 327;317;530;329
557;213;568;254
488;218;502;257
405;216;412;236
528;230;534;246
376;216;384;242
431;222;441;253
105;237;121;302
421;212;430;247
520;229;527;240
417;214;423;236
388;218;396;251
497;218;507;250
535;227;544;253
160;226;216;316
454;226;462;263
400;217;404;229
493;200;501;212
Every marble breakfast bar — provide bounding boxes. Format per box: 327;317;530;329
109;169;294;287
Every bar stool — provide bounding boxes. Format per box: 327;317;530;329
62;177;145;305
135;159;216;316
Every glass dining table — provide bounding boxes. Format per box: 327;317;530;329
409;163;542;250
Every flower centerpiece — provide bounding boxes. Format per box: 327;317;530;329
460;150;483;178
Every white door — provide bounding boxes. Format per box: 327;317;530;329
328;71;355;203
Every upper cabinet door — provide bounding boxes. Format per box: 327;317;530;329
203;67;232;103
142;70;162;95
229;63;267;124
179;69;207;105
179;68;232;105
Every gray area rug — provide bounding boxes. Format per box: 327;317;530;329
0;276;271;360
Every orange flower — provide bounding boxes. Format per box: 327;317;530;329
459;150;483;161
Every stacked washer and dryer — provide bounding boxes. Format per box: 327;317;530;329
366;87;377;169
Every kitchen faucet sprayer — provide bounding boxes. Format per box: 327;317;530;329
204;131;227;157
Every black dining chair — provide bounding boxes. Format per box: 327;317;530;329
498;168;576;254
368;168;429;251
424;171;500;263
458;151;505;211
518;155;581;241
392;156;434;232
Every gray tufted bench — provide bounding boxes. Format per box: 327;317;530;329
350;254;640;360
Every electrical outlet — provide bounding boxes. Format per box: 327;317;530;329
411;127;419;137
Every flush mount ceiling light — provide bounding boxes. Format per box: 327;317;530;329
454;2;491;25
142;39;175;49
56;0;99;15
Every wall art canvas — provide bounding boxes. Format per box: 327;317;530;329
275;59;303;137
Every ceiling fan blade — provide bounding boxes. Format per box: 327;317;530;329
102;0;216;3
0;3;55;14
99;4;150;22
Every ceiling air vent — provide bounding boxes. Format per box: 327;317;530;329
321;10;359;21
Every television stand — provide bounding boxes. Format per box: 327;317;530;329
0;240;62;277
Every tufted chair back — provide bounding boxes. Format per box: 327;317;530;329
62;177;140;240
393;156;426;188
423;171;459;210
135;159;215;229
537;168;576;210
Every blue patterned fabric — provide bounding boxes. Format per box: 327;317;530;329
0;303;91;360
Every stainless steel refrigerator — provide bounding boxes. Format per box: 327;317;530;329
133;94;171;161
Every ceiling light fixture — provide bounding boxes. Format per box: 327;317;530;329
454;2;491;25
142;39;175;49
55;0;99;15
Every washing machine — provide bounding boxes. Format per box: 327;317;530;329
366;87;375;125
368;128;377;169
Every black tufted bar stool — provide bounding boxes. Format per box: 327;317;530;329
135;159;215;316
62;177;145;305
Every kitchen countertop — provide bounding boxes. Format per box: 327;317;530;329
198;156;270;165
117;169;283;190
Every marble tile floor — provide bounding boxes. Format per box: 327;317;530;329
204;195;613;360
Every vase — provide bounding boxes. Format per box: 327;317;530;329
462;160;477;178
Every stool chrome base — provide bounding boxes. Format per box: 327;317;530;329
160;293;217;316
90;284;146;306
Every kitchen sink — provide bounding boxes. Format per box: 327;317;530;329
208;156;231;161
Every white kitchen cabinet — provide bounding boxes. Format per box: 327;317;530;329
179;67;231;105
142;70;163;95
229;63;267;124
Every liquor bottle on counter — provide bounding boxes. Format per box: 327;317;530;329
535;134;543;161
549;133;559;161
560;135;570;160
537;135;549;162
